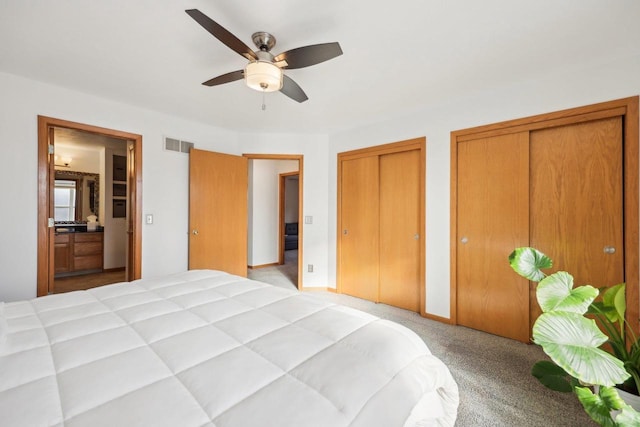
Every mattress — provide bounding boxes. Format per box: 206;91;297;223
0;270;458;426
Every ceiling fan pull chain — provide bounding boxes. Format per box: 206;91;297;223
262;90;267;111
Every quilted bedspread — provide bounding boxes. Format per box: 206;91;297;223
0;270;458;426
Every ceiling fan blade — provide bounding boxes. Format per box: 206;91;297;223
274;42;343;69
280;75;308;103
202;70;244;87
185;9;257;61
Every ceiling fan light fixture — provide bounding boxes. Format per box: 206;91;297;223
244;61;283;92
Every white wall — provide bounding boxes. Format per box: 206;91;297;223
328;54;640;319
247;159;298;266
0;71;240;301
2;53;638;320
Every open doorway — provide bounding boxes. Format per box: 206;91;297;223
245;154;303;290
37;116;142;296
279;172;299;286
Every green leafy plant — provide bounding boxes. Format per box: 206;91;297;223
508;247;640;426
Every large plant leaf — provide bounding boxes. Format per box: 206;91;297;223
537;272;598;314
599;385;628;411
531;360;573;392
616;406;640;426
580;386;640;427
602;283;626;325
575;386;616;427
533;312;630;386
509;247;552;282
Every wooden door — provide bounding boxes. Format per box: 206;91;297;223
529;117;624;327
339;156;380;301
456;132;530;342
189;149;248;276
379;149;420;311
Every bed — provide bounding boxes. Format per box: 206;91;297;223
0;270;458;426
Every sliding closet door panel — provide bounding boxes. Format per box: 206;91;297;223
457;132;530;342
340;156;380;301
530;117;624;320
189;149;248;276
379;149;420;311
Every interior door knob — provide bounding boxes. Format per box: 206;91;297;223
192;229;199;235
604;246;615;254
460;237;468;244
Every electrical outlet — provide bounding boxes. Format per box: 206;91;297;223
305;216;313;224
307;264;314;273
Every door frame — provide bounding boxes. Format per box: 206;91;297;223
336;137;426;315
37;116;143;296
450;96;639;333
279;172;299;265
243;154;304;290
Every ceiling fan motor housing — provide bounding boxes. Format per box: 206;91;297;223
252;31;276;51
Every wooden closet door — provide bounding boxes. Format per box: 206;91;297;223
530;117;624;326
340;156;379;302
457;132;530;342
379;149;420;311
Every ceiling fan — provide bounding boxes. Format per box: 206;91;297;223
185;9;343;103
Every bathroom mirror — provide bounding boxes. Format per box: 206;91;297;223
54;171;99;222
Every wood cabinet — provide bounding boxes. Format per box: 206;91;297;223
54;233;72;273
54;232;104;276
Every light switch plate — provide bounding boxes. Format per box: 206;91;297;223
145;214;153;225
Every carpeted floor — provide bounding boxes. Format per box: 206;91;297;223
248;250;298;289
255;263;595;426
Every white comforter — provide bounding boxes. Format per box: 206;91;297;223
0;270;458;426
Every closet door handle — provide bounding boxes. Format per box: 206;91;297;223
460;236;468;244
604;246;615;254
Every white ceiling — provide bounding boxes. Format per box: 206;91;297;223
1;1;639;134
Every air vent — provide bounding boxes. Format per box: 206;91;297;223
180;141;194;153
164;137;195;154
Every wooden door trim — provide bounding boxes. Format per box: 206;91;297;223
338;138;424;161
243;154;304;290
454;101;630;141
37;116;142;296
450;96;639;333
336;137;426;315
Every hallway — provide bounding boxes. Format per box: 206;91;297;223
248;250;298;290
